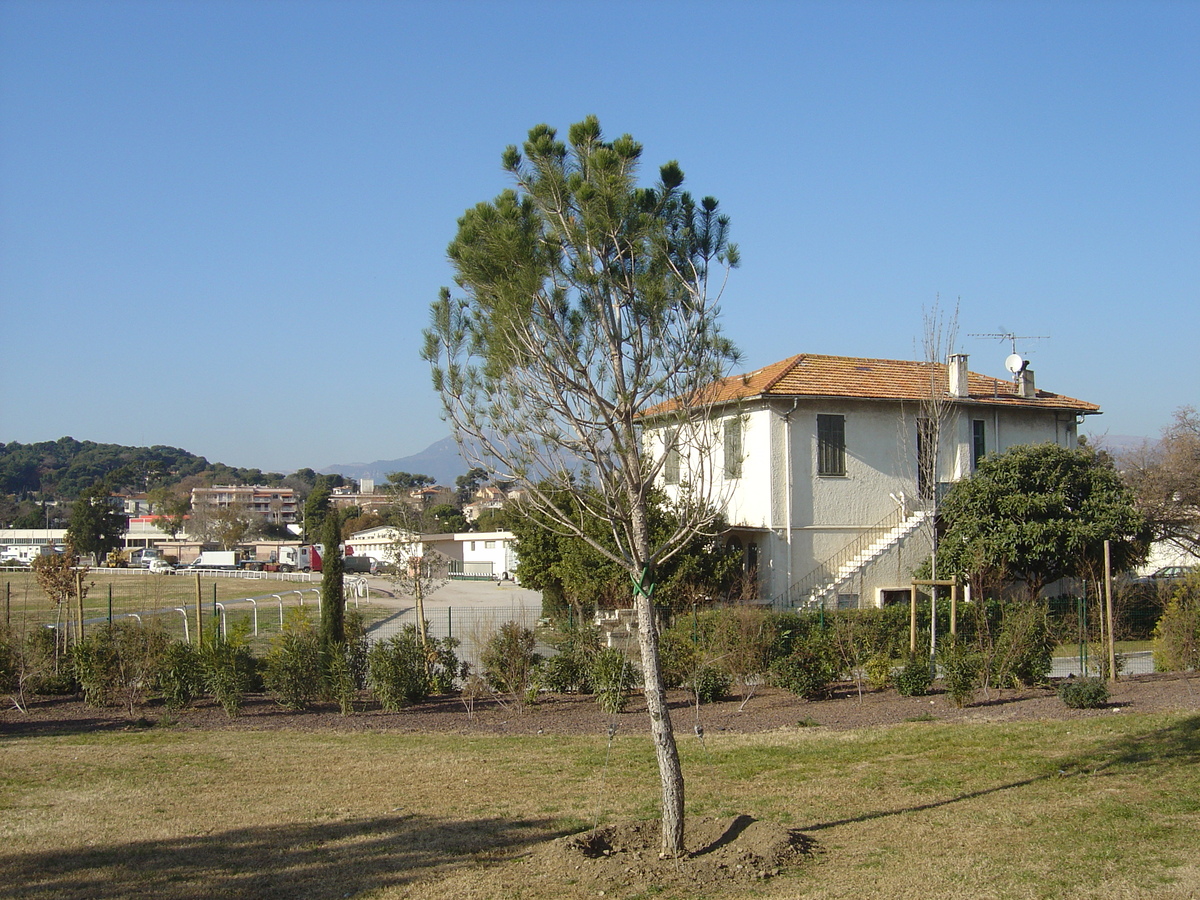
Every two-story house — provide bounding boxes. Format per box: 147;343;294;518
656;352;1100;608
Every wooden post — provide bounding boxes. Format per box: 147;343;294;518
75;570;85;644
194;572;203;646
950;583;958;637
909;584;918;654
1105;540;1116;681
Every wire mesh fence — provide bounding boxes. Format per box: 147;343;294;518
367;605;546;672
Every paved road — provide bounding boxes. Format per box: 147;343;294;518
361;577;545;669
1051;650;1154;678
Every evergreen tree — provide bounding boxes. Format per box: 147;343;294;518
319;512;345;648
66;483;126;560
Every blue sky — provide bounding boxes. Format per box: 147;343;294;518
2;0;1196;474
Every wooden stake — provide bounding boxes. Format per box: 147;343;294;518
1105;540;1116;681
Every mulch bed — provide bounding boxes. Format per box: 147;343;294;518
4;672;1197;739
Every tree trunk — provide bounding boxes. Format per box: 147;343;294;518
635;586;686;857
630;504;686;858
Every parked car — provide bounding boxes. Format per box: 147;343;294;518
148;558;176;574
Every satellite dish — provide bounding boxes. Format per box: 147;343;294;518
1005;353;1025;375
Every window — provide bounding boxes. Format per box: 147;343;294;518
723;417;743;479
817;414;846;476
972;419;986;470
663;428;680;485
917;417;937;501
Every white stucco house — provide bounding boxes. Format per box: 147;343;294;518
345;526;519;579
654;352;1101;608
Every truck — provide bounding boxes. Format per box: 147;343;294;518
277;544;323;573
190;551;241;569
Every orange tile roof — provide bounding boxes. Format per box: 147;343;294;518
701;354;1100;413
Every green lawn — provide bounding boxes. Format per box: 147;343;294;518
1;711;1197;899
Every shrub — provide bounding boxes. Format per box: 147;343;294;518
24;627;76;695
0;625;20;694
74;622;171;715
480;621;542;709
200;638;257;717
769;634;839;700
591;647;637;714
159;641;204;710
989;601;1055;688
688;664;732;703
1057;677;1109;709
325;644;357;715
427;635;467;695
658;627;699;690
939;639;982;708
368;626;431;710
895;654;933;697
865;652;894;690
263;627;323;711
1153;597;1200;672
541;623;600;694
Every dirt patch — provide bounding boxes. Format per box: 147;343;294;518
3;671;1196;739
531;815;818;891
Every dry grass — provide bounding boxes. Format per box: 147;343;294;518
1;569;386;648
1;712;1198;899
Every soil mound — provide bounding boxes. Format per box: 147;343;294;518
535;815;818;891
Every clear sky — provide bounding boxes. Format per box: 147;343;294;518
2;0;1196;474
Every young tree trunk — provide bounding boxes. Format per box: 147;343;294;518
630;505;686;858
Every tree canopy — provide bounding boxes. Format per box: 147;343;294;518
507;488;743;615
65;483;127;559
938;443;1150;597
1118;406;1200;557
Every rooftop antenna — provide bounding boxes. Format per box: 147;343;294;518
968;331;1050;381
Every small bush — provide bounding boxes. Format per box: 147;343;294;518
159;641;204;710
23;628;77;695
263;627;322;711
769;634;839;700
200;638;257;717
74;622;171;715
1153;597;1200;672
688;664;732;703
895;654;933;697
325;643;357;715
480;622;542;709
939;640;982;708
591;648;637;714
990;602;1054;688
1057;677;1110;709
368;627;431;710
540;623;600;694
865;652;894;690
658;627;699;690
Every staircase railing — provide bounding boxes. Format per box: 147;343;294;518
771;504;926;610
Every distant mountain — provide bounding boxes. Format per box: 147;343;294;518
321;437;471;486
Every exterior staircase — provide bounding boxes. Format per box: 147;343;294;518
773;507;930;610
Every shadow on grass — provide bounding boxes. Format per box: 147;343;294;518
0;812;569;900
803;714;1200;833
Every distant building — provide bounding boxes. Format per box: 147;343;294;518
190;485;298;525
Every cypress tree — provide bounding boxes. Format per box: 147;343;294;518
320;513;345;647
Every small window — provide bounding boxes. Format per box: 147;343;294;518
663;428;680;485
484;540;496;549
972;419;986;470
817;414;846;476
723;418;743;479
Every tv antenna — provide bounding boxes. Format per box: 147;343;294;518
968;331;1050;380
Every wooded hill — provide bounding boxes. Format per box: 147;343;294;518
0;437;291;501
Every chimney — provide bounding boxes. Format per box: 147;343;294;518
1018;367;1036;399
948;353;969;398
